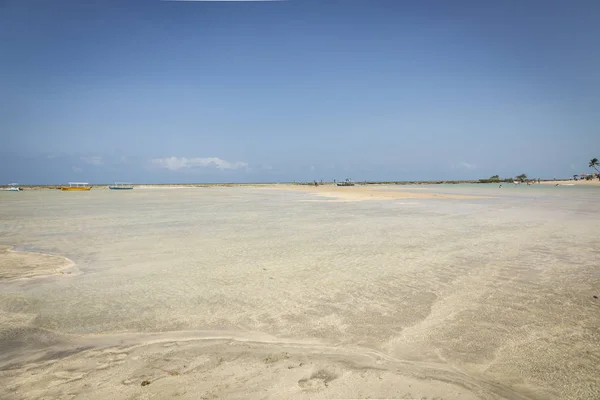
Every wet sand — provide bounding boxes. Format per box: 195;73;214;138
1;185;599;399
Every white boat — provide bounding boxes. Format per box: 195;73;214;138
5;183;21;191
108;182;133;190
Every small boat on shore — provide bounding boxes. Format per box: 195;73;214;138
61;182;92;191
108;182;133;190
5;183;21;191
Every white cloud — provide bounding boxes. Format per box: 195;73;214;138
151;156;248;171
458;162;476;170
72;166;82;173
81;156;104;166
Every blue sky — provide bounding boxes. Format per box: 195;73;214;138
2;0;599;184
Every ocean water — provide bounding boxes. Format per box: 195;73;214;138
1;185;599;399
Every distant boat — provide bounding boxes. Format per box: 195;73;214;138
108;182;133;190
61;182;92;191
5;183;21;191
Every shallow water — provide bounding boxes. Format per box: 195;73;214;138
1;185;599;399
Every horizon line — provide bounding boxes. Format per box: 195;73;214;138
162;0;285;2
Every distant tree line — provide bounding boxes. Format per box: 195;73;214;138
478;174;530;183
478;159;600;183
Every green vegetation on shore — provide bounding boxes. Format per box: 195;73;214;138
478;173;543;184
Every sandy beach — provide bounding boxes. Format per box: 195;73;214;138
1;184;599;399
539;179;600;186
262;184;493;201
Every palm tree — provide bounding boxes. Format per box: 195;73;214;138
589;158;599;173
590;158;600;180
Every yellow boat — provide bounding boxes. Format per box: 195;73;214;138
60;182;92;191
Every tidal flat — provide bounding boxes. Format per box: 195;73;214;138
1;184;599;399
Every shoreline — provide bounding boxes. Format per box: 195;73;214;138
5;179;600;190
